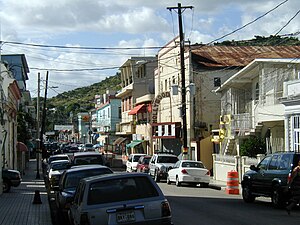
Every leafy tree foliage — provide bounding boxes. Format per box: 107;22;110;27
240;136;266;157
44;73;121;132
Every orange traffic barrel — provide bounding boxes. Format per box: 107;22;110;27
225;171;239;195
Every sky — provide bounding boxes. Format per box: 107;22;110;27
0;0;299;98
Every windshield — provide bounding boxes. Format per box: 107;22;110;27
73;155;104;165
157;156;178;163
51;162;69;170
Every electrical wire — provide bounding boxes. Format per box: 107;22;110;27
205;0;289;45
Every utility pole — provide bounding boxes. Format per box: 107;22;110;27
40;71;49;159
36;72;40;179
167;3;193;158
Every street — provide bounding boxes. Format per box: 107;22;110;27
157;182;300;225
48;174;300;225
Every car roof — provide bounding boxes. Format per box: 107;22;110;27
65;164;110;173
50;159;70;164
81;172;151;183
72;152;101;156
179;160;202;163
49;154;69;158
156;153;178;157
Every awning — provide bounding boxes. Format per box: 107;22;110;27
17;142;28;152
126;140;143;148
128;104;146;115
113;137;127;145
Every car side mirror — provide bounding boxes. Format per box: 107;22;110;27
250;165;258;171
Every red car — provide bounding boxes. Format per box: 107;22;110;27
136;155;151;173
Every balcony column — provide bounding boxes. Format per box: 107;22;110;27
284;115;290;151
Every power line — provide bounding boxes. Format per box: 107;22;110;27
205;0;289;45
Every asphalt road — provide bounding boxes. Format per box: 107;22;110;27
158;182;300;225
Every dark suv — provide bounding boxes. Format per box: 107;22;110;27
241;151;300;208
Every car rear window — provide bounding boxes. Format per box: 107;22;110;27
133;155;142;162
64;168;112;189
157;156;178;163
73;155;104;165
87;177;159;205
182;162;204;168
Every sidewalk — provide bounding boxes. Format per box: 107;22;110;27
0;159;52;225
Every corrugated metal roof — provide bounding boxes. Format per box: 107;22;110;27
191;46;300;68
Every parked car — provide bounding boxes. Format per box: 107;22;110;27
241;151;300;208
68;173;173;225
82;143;95;152
126;153;146;172
71;152;107;166
2;168;22;193
42;154;70;176
149;153;179;182
54;165;113;221
47;159;71;190
136;155;151;173
167;160;210;187
48;154;70;164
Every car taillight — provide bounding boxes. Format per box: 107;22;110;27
181;169;188;174
80;212;90;225
287;172;292;184
161;201;171;217
206;170;210;176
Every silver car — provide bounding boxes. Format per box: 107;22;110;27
68;173;173;225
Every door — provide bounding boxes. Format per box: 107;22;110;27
251;155;271;193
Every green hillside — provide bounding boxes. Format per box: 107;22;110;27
44;73;121;131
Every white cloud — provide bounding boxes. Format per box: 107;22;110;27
1;0;299;97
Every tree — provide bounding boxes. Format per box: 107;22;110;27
240;136;266;157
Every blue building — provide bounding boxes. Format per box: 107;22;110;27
92;91;121;153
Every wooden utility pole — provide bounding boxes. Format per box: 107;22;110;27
167;3;193;157
40;71;49;159
36;72;40;179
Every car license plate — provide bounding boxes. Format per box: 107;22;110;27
116;211;135;223
194;177;201;181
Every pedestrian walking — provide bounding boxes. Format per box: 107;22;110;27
286;159;300;215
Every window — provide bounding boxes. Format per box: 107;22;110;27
268;155;279;170
258;156;271;170
278;154;291;170
87;177;159;205
293;116;300;151
255;82;259;103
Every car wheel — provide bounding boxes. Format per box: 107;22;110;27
154;170;160;182
271;185;284;208
3;179;11;193
176;176;181;187
242;183;255;203
166;175;171;185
